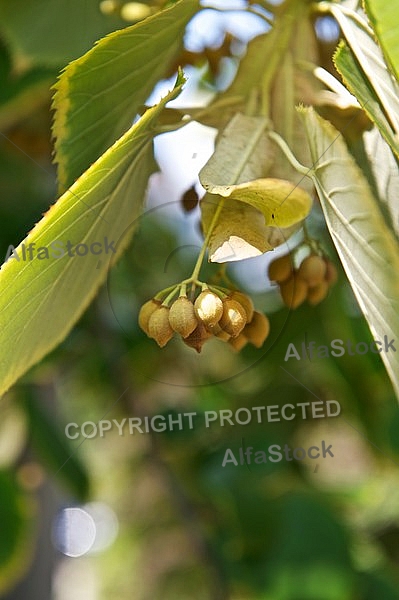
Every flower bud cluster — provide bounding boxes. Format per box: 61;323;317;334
138;287;270;353
268;253;338;309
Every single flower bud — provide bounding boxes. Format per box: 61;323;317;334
194;290;223;327
138;298;161;335
280;274;308;309
324;259;338;285
148;306;174;347
298;254;327;287
307;280;329;306
168;296;198;338
243;311;270;348
228;333;248;352
206;323;231;341
268;254;293;283
182;322;212;353
180;185;199;213
229;291;254;323
219;298;247;338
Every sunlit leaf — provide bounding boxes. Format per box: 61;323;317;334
363;127;399;237
328;3;399;147
334;42;399;158
364;0;399;80
300;107;399;399
52;0;199;191
0;77;184;397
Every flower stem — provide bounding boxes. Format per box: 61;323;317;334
189;197;226;282
162;285;180;306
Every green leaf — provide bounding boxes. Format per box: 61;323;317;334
19;386;89;500
334;42;399;158
363;127;399;237
0;0;126;66
52;0;199;192
364;0;399;80
300;107;399;399
327;3;399;151
0;470;34;595
0;77;184;397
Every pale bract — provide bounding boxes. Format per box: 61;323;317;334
199;113;312;262
201;195;299;263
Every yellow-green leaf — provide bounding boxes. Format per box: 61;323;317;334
334;41;399;159
328;2;399;157
363;127;399;237
0;78;184;397
364;0;399;81
52;0;198;192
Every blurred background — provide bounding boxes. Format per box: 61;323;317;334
1;1;399;598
